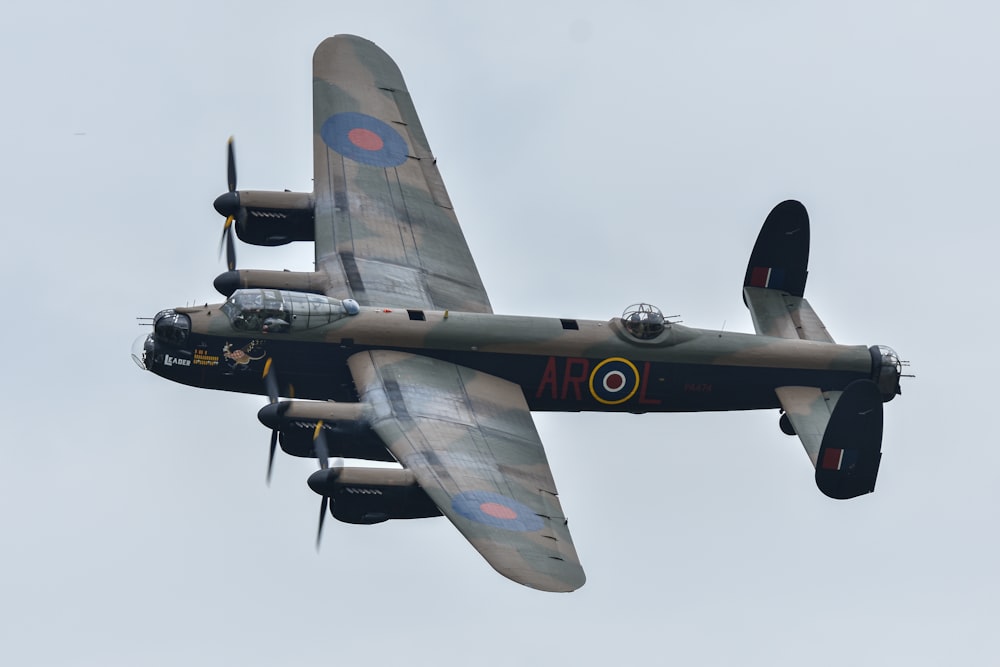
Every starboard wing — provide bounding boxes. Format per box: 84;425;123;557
312;35;492;313
346;349;585;592
743;200;833;342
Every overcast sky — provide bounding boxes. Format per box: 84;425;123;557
2;1;997;665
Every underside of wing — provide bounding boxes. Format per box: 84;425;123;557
346;349;585;592
311;35;492;313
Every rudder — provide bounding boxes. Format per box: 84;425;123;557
814;380;884;500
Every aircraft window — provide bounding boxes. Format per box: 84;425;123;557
621;303;666;339
221;289;350;332
153;310;191;346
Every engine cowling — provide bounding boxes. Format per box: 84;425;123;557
307;467;441;524
215;190;315;246
213;269;331;297
257;400;396;463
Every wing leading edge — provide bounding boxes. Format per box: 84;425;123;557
312;35;492;313
347;350;585;592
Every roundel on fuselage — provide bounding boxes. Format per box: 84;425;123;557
588;357;640;405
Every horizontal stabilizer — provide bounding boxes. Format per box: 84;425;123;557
814;380;883;500
743;287;834;342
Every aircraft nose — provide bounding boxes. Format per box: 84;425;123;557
213;191;240;217
131;334;155;370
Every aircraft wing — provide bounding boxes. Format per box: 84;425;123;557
346;349;585;592
311;35;492;313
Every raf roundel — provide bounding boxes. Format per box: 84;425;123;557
320;111;409;168
589;357;640;405
451;490;544;532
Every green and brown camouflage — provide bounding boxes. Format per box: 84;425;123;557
149;298;883;414
311;35;492;313
134;35;905;591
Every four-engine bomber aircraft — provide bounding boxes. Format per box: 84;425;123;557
132;35;905;592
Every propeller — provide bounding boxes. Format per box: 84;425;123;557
262;358;280;484
257;365;297;485
312;420;343;550
214;137;239;271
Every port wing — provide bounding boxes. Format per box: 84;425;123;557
311;35;492;313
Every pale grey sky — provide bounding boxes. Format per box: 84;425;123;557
2;1;997;665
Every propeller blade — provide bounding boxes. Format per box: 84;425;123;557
266;429;278;484
225;217;236;271
316;495;329;551
218;215;237;270
313;420;329;470
262;359;280;484
226;136;237;192
262;358;279;404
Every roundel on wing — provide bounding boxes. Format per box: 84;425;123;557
320;112;409;167
589;357;640;405
451;490;544;532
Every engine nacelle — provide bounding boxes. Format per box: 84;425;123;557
308;467;441;524
213;269;331;297
215;190;315;246
258;400;396;463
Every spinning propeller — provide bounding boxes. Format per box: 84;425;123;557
311;421;340;550
262;358;280;483
256;358;298;484
213;137;240;271
306;423;346;550
256;365;340;547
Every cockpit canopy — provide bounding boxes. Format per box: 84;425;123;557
621;303;667;339
220;289;358;333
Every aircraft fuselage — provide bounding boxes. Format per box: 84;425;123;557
137;299;879;414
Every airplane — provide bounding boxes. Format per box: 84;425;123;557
132;34;906;592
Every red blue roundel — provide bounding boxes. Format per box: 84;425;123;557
451;490;544;532
320;112;409;168
589;357;640;405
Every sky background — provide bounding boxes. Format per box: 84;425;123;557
2;1;997;664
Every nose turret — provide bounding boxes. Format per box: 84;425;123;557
131;334;154;370
153;309;191;346
131;310;194;374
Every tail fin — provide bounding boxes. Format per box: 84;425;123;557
743;200;832;342
743;199;809;297
814;380;884;499
776;381;884;500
